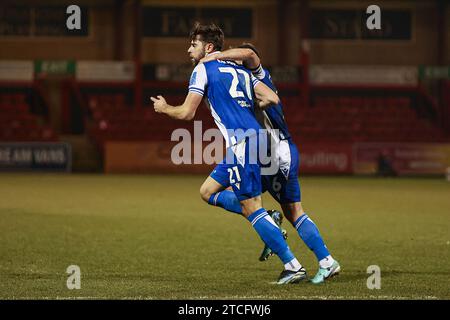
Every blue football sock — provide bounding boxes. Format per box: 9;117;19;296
248;208;295;264
208;190;242;214
294;213;330;261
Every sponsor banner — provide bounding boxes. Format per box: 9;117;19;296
0;5;88;37
147;64;299;83
299;144;353;174
33;5;89;37
35;60;76;77
76;61;135;82
310;65;417;85
105;141;352;175
361;10;412;40
418;66;450;80
0;143;72;172
104;141;216;174
353;143;450;175
310;9;411;40
0;61;34;81
310;9;358;39
142;6;252;38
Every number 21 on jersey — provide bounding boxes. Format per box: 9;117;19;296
227;166;242;186
219;67;253;101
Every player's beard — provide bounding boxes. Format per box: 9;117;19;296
191;48;207;66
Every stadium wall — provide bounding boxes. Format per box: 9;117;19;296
308;0;444;66
104;141;450;176
0;0;447;66
140;0;282;65
0;3;116;60
140;0;448;66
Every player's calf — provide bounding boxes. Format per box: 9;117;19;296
259;210;288;262
200;177;242;214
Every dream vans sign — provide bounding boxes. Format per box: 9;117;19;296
0;143;71;172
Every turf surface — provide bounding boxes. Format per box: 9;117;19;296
0;174;449;299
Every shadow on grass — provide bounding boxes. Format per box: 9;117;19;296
328;269;450;283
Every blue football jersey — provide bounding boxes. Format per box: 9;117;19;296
252;65;291;140
188;53;263;147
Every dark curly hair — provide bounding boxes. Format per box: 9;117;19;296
189;22;224;51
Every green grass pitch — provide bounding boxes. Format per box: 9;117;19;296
0;174;449;299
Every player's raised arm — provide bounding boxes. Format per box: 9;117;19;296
200;47;261;70
151;92;203;121
252;76;280;109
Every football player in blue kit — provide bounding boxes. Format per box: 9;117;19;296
152;23;306;284
199;43;341;284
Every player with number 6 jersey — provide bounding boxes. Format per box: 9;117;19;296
199;43;341;284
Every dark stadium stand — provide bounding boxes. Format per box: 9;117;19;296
284;96;446;143
83;91;447;153
0;93;58;142
84;93;218;150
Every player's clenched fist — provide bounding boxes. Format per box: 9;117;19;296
151;95;167;113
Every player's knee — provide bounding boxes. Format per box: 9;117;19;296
239;197;262;218
199;185;212;203
282;202;304;224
